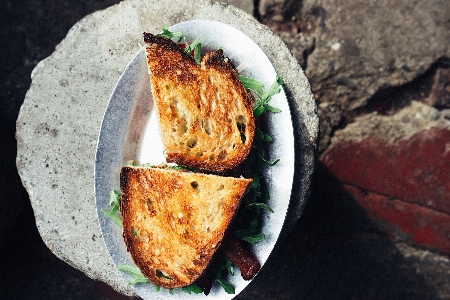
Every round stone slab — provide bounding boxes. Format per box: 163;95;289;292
16;0;318;295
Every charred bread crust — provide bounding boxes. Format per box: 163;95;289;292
144;33;255;173
119;166;252;288
143;32;197;83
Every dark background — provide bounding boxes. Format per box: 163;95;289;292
0;1;132;299
0;1;446;299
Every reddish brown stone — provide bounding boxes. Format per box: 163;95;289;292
425;68;450;108
343;185;450;255
321;127;450;215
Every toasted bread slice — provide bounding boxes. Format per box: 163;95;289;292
119;166;252;288
143;33;255;173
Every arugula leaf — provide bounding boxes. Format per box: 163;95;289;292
252;128;280;167
216;278;235;294
184;37;201;65
157;25;184;42
182;283;203;294
252;75;284;117
239;74;283;117
225;257;234;276
156;270;172;280
109;190;120;210
118;264;203;294
253;105;266;118
238;75;264;96
101;208;122;228
255;128;273;142
231;159;272;244
259;156;280;166
234;219;259;238
101;190;122;228
264;104;282;113
117;265;143;275
239;233;266;244
129;276;151;285
246;202;274;213
212;257;236;294
249;175;261;195
117;265;149;285
259;175;270;200
193;41;202;65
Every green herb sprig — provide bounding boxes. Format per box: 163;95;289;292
157;25;184;42
184;37;202;65
253;128;280;166
237;75;264;96
157;26;202;65
117;265;150;285
239;74;283;117
117;264;202;294
182;283;203;294
232;76;282;244
102;26;284;296
101;190;122;228
215;257;236;294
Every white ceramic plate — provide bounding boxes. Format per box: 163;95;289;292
95;20;295;300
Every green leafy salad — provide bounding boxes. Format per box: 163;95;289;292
101;25;283;295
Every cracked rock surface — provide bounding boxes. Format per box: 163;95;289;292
2;0;450;299
260;0;449;110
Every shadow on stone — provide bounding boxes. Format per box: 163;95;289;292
355;57;450;117
236;162;438;300
0;198;140;300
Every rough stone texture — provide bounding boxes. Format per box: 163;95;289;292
258;0;449;154
331;100;450;144
276;31;315;69
317;101;344;152
344;183;450;255
321;126;450;255
395;243;450;300
259;0;450;111
221;0;254;15
235;164;450;300
15;0;318;296
279;163;450;299
425;68;450;108
320;97;450;257
6;0;450;298
323;126;450;214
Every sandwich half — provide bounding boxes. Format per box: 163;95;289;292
119;166;252;288
143;33;255;173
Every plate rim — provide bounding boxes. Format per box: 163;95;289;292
94;19;296;300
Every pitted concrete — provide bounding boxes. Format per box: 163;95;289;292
16;0;318;295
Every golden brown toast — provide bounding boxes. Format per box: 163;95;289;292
143;33;255;173
119;166;252;288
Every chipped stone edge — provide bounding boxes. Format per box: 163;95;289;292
16;0;318;295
